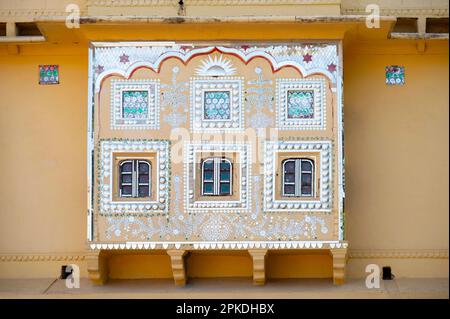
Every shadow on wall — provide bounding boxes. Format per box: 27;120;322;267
105;250;333;280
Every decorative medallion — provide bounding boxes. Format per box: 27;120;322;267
195;55;236;76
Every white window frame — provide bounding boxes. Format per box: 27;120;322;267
282;158;314;197
201;157;233;196
119;159;151;198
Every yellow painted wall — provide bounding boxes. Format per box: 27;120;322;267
0;33;448;279
344;41;449;252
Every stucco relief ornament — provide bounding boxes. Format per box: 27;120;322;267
119;54;129;64
303;53;313;63
246;67;274;136
105;210;328;241
195;55;236;76
161;66;189;113
105;167;329;242
246;67;274;113
163;113;186;128
200;215;233;241
94;65;104;74
92;43;339;93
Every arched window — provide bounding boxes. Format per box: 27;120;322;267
201;157;232;196
119;159;151;198
282;158;314;197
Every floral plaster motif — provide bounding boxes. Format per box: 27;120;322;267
161;66;189;113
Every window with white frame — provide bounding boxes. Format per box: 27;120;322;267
201;157;232;196
119;160;151;198
282;158;314;197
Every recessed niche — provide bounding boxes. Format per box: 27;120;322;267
426;18;449;34
392;18;418;33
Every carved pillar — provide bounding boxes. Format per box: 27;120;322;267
86;250;108;285
248;249;268;285
167;250;188;286
329;247;348;285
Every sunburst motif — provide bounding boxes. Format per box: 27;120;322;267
195;55;236;76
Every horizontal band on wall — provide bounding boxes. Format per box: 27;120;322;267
0;249;448;262
86;0;341;6
349;249;449;259
0;253;87;262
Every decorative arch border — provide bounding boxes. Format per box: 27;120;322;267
92;44;339;93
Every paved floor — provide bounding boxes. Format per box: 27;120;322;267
0;278;448;299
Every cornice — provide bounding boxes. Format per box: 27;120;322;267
86;0;341;6
341;8;449;17
0;9;88;19
0;249;447;262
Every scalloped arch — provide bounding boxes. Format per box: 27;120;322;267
94;45;337;93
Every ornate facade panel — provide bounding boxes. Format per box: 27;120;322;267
88;41;344;248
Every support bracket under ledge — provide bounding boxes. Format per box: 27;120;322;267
329;247;348;285
86;250;108;285
248;249;268;285
167;250;188;286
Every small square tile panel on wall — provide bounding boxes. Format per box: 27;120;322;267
385;65;405;85
39;65;59;85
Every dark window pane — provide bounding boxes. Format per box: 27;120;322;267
284;173;295;183
121;174;132;184
220;161;230;171
284;161;295;173
139;162;149;173
121;162;132;172
203;160;214;170
203;182;214;194
220;171;230;181
301;185;312;196
284;184;295;195
138;174;149;184
203;170;213;181
301;173;312;186
138;185;149;197
220;182;231;195
301;160;312;171
121;185;132;196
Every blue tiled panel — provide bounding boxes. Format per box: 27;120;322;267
286;90;314;119
122;90;149;119
204;91;231;120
